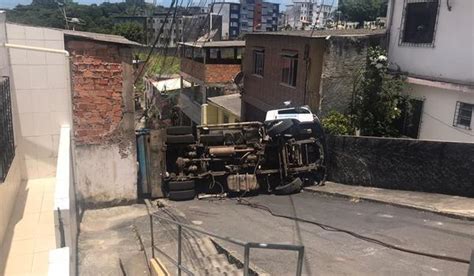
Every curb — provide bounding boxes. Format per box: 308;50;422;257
302;188;474;221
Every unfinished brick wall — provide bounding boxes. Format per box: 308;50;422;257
67;40;124;145
180;58;241;84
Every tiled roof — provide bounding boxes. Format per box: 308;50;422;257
178;40;245;48
63;30;142;46
246;28;386;38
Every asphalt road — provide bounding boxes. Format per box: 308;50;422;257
167;191;474;276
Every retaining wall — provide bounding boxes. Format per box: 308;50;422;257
326;135;474;197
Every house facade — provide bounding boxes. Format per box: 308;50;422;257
242;29;385;121
178;40;244;125
387;0;474;142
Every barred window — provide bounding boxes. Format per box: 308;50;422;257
253;49;264;76
400;0;439;46
281;51;298;87
0;77;15;182
453;102;473;130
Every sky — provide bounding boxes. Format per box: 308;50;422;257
0;0;338;10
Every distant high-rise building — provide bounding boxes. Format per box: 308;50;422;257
211;2;241;40
240;0;279;33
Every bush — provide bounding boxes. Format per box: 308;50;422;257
322;111;354;135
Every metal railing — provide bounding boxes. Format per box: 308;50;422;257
0;76;15;182
145;200;304;276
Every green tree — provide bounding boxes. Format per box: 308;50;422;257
321;111;354;136
112;21;144;43
339;0;388;25
351;47;406;137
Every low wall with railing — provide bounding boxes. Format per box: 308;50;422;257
326;135;474;197
50;126;78;275
0;154;21;248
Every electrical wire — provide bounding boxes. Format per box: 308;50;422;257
234;198;471;264
422;111;474;137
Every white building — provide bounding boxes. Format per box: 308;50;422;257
387;0;474;143
285;0;333;30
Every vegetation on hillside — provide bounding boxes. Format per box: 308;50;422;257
5;0;163;43
338;0;388;25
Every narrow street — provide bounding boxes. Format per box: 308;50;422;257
167;191;474;275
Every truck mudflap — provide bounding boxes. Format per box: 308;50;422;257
227;174;259;192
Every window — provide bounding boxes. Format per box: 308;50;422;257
400;0;439;46
253;49;264;76
223;114;229;123
453;102;473;129
281;52;298;87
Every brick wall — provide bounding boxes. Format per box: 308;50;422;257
243;35;310;115
205;63;240;83
180;58;241;84
67;40;124;145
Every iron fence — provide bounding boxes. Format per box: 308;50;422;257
145;200;305;276
0;76;15;182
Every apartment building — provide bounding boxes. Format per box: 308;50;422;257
211;2;241;40
387;0;474;142
240;0;279;33
285;0;333;29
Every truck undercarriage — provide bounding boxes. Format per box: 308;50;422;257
163;107;326;200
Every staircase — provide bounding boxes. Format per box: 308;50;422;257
150;210;259;276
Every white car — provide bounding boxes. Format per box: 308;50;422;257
265;106;317;124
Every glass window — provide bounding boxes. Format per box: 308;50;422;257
401;0;439;45
253;49;264;76
281;52;298;87
454;102;473;129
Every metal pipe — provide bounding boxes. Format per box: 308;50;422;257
296;247;304;276
243;244;250;276
178;225;182;276
3;43;70;56
150;213;155;258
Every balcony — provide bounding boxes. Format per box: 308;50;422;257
180;41;245;85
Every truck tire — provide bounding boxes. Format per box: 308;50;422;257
274;177;303;195
167;126;193;135
166;134;195;144
167;180;195;191
168;189;196;201
266;120;294;136
200;133;225;145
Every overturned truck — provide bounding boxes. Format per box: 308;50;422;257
164;106;327;200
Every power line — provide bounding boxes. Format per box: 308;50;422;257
235;198;471;264
134;0;177;84
422;111;474;137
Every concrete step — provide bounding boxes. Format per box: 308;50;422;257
183;237;219;259
194;265;243;276
189;253;234;270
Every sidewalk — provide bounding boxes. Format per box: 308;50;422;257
304;182;474;220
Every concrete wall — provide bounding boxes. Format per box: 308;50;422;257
319;35;385;117
388;0;474;83
326;135;474;197
6;23;72;179
0;155;21;247
203;103;239;124
66;39;137;207
405;83;474;143
53;127;78;276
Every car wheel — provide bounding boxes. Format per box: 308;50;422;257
167;180;195;191
274;177;303;195
166;134;195;144
266;120;294;136
167;126;193;135
168;189;196;201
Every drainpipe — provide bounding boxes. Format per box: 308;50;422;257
386;0;395;35
3;43;70;56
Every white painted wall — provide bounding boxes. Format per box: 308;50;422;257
6;23;72;179
388;0;474;83
0;12;23;248
406;83;474;143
